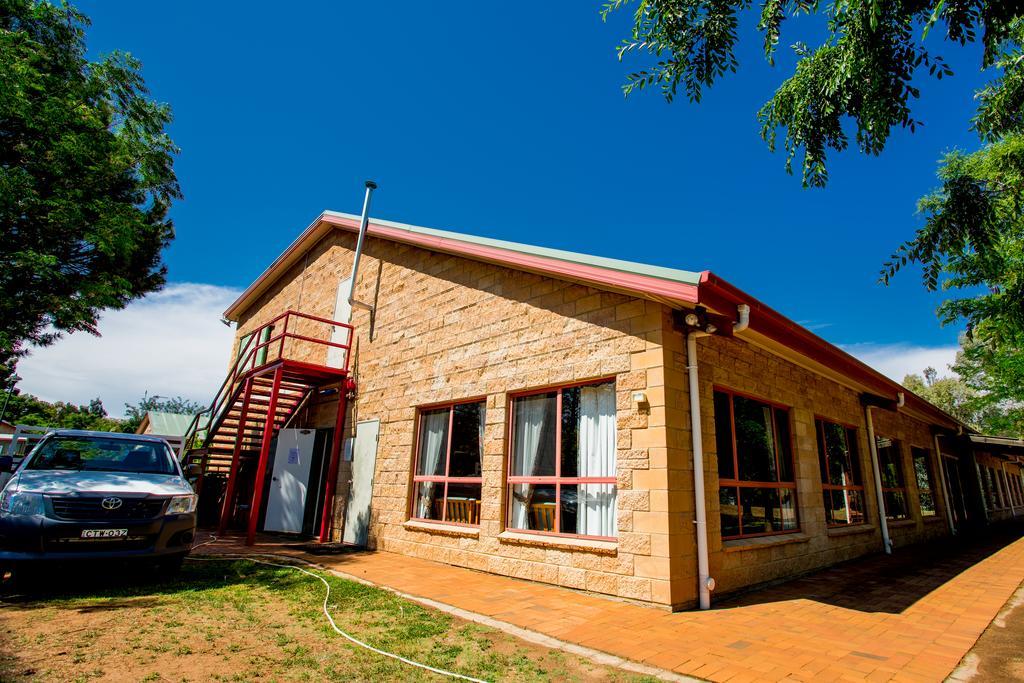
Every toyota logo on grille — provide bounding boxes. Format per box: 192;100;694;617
101;497;123;511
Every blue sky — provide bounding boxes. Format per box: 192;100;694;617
19;2;995;412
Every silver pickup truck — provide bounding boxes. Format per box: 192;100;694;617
0;430;197;582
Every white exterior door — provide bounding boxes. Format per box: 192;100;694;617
264;428;317;533
326;277;352;369
342;419;380;546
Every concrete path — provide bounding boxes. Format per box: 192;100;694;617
197;527;1024;682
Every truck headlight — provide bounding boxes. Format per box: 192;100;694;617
0;490;45;517
167;494;197;515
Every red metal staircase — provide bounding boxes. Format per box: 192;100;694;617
181;310;354;545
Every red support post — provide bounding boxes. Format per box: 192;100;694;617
319;380;352;542
218;377;255;535
246;366;284;545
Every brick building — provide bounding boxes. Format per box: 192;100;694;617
185;207;1024;611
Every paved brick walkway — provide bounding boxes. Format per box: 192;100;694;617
198;527;1024;682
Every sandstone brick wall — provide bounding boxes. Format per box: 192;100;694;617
234;230;677;606
678;333;954;601
230;224;958;610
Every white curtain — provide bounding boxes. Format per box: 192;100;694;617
415;411;448;518
511;395;549;529
577;383;617;536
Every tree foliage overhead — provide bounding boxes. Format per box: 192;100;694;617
0;0;180;380
903;333;1024;438
603;0;1021;188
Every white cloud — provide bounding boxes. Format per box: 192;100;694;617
16;283;241;418
842;343;960;383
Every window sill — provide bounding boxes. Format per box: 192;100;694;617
722;532;810;553
403;520;481;538
886;519;916;529
827;524;876;538
497;530;617;555
922;515;946;524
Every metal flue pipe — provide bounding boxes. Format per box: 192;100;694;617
347;180;378;316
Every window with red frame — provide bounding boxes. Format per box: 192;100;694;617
911;447;937;517
876;437;910;520
507;379;617;539
816;419;867;526
714;389;798;539
410;400;485;526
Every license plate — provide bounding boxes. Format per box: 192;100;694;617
80;528;128;539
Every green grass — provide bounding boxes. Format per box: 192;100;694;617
0;558;656;682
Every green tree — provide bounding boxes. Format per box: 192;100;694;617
603;1;1020;188
952;333;1024;437
0;0;180;380
121;395;204;434
1;389;122;431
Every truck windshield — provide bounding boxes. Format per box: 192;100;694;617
25;436;177;475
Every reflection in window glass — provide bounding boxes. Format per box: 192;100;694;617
816;420;866;526
912;447;936;517
410;401;485;526
876;438;909;520
714;390;798;539
508;381;617;538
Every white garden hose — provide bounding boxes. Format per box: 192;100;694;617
187;539;488;683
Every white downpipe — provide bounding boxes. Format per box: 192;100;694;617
933;433;957;534
346;180;378;317
865;406;892;554
686;331;712;610
733;304;750;333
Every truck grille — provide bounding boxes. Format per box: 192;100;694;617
49;497;167;521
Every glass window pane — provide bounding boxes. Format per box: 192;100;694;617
816;421;829;484
912;449;932;491
444;482;482;524
416;409;449;476
876;438;904;488
779;488;798;530
574;381;617;478
824;422;853;486
575;483;616;537
848;490;866;525
714;392;735;480
884;490;909;520
919;492;936;517
559;484;578;534
412;481;444;520
733;396;777;482
509;483;556;532
847;428;862;483
719;487;739;538
560;387;580;478
740;487;782;535
775;408;793;482
449;402;484;478
511;393;557;477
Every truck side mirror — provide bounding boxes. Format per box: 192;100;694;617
0;455;13;473
187;462;203;478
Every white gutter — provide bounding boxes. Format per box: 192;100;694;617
933;433;957;534
346;181;378;317
865;406;893;554
686;304;750;610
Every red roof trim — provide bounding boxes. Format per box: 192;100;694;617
319;214;701;306
698;272;959;428
224;214;700;319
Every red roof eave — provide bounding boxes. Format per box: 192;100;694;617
697;272;962;430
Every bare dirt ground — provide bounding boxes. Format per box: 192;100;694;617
0;558;653;682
